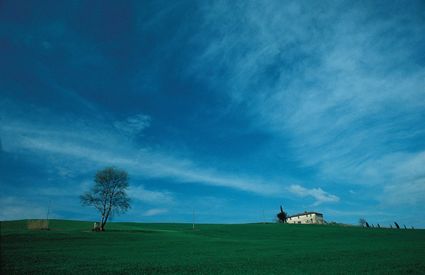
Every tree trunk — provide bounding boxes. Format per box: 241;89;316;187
100;216;106;231
101;207;112;231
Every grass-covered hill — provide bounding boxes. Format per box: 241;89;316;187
1;219;424;274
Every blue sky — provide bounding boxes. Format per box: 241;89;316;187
1;0;425;227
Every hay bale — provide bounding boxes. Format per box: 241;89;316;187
27;219;49;230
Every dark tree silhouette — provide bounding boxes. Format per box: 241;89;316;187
276;206;288;223
394;222;400;229
377;224;380;228
81;167;131;231
359;218;367;227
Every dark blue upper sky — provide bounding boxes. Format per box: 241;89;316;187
1;0;425;226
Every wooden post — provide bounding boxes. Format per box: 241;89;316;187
192;208;195;230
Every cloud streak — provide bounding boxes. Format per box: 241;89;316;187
129;185;174;205
288;184;340;206
0;197;48;220
114;114;151;136
0;106;286;197
142;208;168;217
192;0;425;207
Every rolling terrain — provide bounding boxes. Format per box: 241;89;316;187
1;220;425;274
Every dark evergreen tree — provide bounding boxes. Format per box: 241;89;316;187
276;206;288;223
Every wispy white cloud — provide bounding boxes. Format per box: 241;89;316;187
0;106;286;197
114;114;151;136
142;208;168;217
37;181;91;197
288;184;339;206
0;197;48;220
381;177;425;206
191;1;425;207
129;185;174;205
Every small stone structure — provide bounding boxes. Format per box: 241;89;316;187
93;222;101;231
286;211;324;224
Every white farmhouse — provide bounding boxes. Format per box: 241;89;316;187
286;211;324;224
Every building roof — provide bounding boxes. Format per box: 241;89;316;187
288;211;323;218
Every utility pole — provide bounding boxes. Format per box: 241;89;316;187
46;200;51;230
46;200;51;220
192;208;195;230
262;209;265;224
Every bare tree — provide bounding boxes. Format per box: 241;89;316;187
81;167;131;231
359;218;367;227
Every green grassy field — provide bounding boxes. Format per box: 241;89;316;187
1;220;424;274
